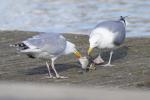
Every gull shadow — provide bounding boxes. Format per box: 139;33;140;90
25;62;79;75
101;46;129;62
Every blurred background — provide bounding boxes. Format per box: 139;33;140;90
0;0;150;37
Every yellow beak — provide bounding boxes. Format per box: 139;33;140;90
88;47;93;55
73;51;81;58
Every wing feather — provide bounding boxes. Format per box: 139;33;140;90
24;33;66;55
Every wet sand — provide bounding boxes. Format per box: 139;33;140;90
0;31;150;89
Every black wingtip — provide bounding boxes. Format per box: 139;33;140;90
13;43;29;50
120;16;128;21
119;16;128;25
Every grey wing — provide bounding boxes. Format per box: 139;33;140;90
25;33;67;55
95;21;125;33
113;28;126;45
96;21;126;45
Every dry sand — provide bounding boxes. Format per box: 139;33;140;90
0;82;150;100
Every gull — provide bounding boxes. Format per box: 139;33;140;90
13;33;88;79
88;16;127;67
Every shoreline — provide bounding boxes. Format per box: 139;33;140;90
1;30;150;38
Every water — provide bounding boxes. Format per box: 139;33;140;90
0;0;150;37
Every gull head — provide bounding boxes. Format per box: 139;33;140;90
79;56;89;69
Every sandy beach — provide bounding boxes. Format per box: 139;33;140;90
0;31;150;89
